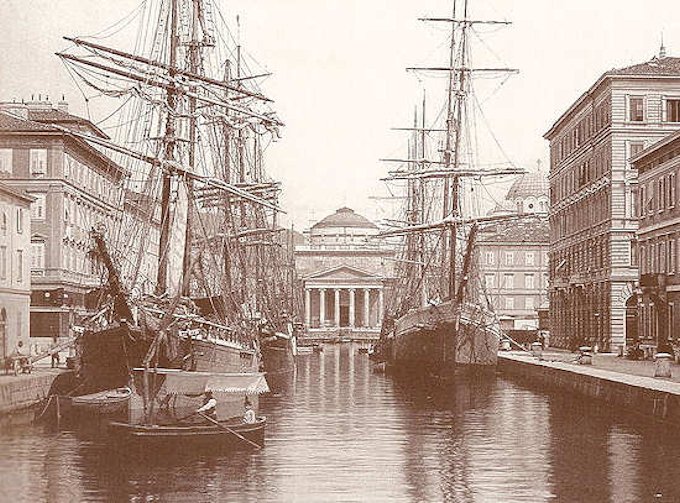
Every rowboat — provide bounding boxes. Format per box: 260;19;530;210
108;416;266;452
70;387;132;415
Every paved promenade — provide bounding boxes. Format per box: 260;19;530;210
500;350;680;396
515;348;680;383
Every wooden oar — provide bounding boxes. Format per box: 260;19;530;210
196;411;262;450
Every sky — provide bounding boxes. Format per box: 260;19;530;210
2;0;680;229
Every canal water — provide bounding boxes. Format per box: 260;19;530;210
1;344;680;502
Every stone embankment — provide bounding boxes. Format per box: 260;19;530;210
498;351;680;425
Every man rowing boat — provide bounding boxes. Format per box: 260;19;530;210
196;391;217;421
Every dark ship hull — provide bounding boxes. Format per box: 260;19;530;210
378;300;499;378
51;324;258;412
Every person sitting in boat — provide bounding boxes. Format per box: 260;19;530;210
243;398;256;424
196;391;217;421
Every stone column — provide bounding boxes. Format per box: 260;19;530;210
378;288;384;325
305;288;311;326
319;289;326;327
334;289;340;327
349;288;355;328
363;288;370;328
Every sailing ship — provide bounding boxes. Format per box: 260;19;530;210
374;0;521;377
44;0;295;429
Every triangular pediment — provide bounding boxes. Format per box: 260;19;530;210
304;265;379;280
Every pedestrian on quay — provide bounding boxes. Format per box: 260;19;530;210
51;335;60;368
537;331;546;349
13;340;25;357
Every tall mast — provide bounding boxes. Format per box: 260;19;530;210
419;91;427;307
440;0;458;299
182;0;202;296
447;0;469;298
156;0;180;295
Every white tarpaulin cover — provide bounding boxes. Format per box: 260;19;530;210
133;368;270;395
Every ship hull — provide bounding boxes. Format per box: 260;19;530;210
381;301;499;378
191;338;257;373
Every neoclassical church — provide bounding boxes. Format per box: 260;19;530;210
295;207;393;339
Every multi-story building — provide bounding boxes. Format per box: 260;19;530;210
0;182;32;361
544;50;680;351
478;172;550;327
0;100;126;341
631;130;680;351
295;207;394;339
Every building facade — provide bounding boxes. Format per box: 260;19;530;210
478;172;550;327
631;130;680;351
0;182;32;362
295;207;393;339
544;53;680;351
0;100;126;341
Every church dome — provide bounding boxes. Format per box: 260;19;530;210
506;172;549;200
312;207;377;230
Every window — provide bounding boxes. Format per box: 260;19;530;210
31;240;45;270
0;246;6;280
0;212;6;236
505;297;515;310
485;251;495;265
16;208;23;233
484;274;495;289
0;149;12;174
525;274;535;289
16;249;23;282
525;297;535;310
504;251;514;265
526;252;535;266
629;97;644;122
670;173;676;208
503;274;514;289
29;193;46;220
630;142;644;159
29;149;47;177
666;99;680;122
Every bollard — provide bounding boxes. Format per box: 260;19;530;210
654;352;672;378
500;339;511;351
531;341;543;359
578;346;592;365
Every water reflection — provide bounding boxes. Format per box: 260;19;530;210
1;344;680;502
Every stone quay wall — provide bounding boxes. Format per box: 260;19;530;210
498;353;680;426
0;371;60;415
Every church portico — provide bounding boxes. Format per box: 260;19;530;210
304;281;384;331
295;208;394;341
